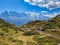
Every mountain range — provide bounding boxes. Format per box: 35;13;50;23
0;11;57;26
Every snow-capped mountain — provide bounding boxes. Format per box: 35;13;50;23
0;11;54;26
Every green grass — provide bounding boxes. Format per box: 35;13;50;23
33;35;60;44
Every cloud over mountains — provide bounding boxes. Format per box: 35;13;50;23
25;11;60;18
0;11;60;26
24;0;60;10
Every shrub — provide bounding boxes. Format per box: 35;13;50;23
26;42;37;45
23;31;40;36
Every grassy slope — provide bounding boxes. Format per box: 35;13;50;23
0;15;60;45
22;15;60;36
20;15;60;44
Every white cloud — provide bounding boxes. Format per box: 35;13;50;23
25;11;40;20
25;11;60;20
43;14;56;18
24;0;30;2
24;0;60;10
41;11;48;13
43;12;60;18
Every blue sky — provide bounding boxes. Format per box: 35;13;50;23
0;0;48;12
0;0;60;17
0;0;25;12
0;0;60;12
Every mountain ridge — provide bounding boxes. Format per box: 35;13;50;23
22;14;60;30
0;11;56;26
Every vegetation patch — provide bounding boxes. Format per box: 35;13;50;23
23;31;40;36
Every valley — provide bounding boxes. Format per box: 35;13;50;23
0;15;60;45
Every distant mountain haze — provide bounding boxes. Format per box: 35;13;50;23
0;11;58;26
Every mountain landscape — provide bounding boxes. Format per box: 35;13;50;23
0;14;60;45
0;0;60;45
0;11;31;26
0;11;52;26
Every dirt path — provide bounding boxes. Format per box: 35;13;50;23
14;32;36;45
39;31;60;39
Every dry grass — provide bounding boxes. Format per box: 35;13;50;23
14;32;36;45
